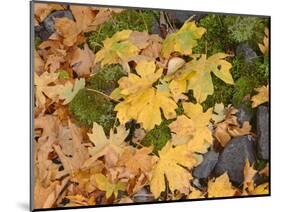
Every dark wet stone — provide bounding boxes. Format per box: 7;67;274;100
133;188;154;203
236;43;257;64
166;11;206;28
214;135;256;184
36;10;74;41
151;18;162;36
193;150;219;179
256;106;269;160
236;105;254;125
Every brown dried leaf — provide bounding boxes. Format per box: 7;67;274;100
70;44;95;76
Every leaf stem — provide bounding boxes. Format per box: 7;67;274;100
86;88;120;103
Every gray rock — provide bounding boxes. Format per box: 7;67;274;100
36;10;74;41
166;11;206;28
193;150;219;179
214;135;256;184
133;188;154;203
236;43;257;64
236;106;254;125
150;18;162;36
256;106;269;160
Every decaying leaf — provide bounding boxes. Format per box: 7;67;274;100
83;123;129;168
251;85;269;108
118;147;156;176
59;78;85;105
214;106;252;147
161;21;206;58
242;160;257;194
208;172;236;198
169;102;213;153
70;44;95;76
34;72;63;107
53;120;89;175
94;173;126;198
150;142;201;198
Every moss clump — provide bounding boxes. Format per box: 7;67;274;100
202;76;235;110
224;16;266;44
88;9;157;52
87;64;126;94
194;14;233;55
141;120;172;153
69;88;115;133
34;36;42;50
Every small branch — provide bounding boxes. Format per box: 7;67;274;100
86;88;120;103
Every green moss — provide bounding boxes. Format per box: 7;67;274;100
87;64;126;94
224;16;266;44
69;88;115;133
88;9;157;52
202;76;235;110
57;69;70;80
194;14;233;55
141;120;172;153
34;36;42;50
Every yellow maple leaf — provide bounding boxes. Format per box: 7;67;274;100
114;61;177;130
168;53;234;103
251;183;269;195
208;172;236;198
169;102;213;153
150;142;201;198
95;30;139;67
94;173;126;199
251;85;269;108
59;78;85;105
161;21;206;58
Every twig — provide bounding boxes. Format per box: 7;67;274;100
86;88;120;103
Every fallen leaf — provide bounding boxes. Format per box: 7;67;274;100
70;5;95;32
83;123;129;168
70;44;95;76
242;159;257;194
34;3;65;22
169;102;213;153
54;17;81;47
94;173;126;199
95;30;139;67
251;85;269;108
34;72;63;107
150;142;201;198
114;61;177;130
251;183;269;195
161;21;206;58
118;147;156;176
208;172;236;198
212;103;225;124
59;78;85;105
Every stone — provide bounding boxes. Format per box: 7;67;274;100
36;10;74;41
256;106;269;160
150;18;162;36
236;43;257;64
236;105;254;125
166;11;206;28
133;188;154;203
193;150;219;179
214;135;256;184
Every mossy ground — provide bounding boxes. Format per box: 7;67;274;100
69;65;126;134
87;9;157;52
193;14;269;110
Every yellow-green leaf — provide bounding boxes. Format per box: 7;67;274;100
95;30;139;67
161;21;206;58
59;78;85;105
94;174;126;199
